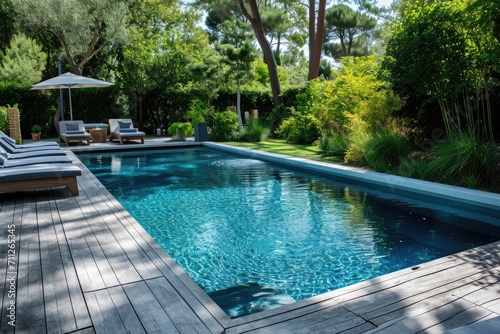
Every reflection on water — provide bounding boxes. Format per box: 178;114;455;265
78;148;499;316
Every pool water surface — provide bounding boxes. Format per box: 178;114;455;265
77;148;499;317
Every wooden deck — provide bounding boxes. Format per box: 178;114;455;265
0;142;499;333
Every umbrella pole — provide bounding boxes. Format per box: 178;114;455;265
69;87;73;121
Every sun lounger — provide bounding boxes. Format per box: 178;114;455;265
59;120;91;146
0;136;62;154
0;163;82;196
0;130;60;148
0;141;66;158
0;153;72;168
109;119;145;144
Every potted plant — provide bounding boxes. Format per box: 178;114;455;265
31;124;42;141
168;122;194;141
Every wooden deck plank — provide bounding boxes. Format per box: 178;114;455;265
365;269;500;326
122;281;180;333
48;195;93;330
424;307;495;334
53;193;108;292
85;289;130;333
79;174;163;280
446;316;500;334
16;193;46;333
76;162;229;332
353;265;500;323
55;193;119;291
74;190;143;285
146;277;212;334
245;304;372;334
37;191;79;333
0;196;17;334
107;286;147;334
363;297;486;334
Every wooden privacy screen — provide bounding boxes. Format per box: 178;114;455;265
8;108;22;142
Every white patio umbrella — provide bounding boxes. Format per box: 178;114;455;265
31;72;114;120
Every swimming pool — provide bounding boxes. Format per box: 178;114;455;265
77;147;499;317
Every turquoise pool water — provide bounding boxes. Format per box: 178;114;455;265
78;148;498;317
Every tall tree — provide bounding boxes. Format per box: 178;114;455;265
324;4;377;59
308;0;326;80
238;0;283;107
217;19;257;130
10;0;130;75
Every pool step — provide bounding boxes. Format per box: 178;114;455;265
208;282;295;318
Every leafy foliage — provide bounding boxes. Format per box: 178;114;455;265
311;56;403;134
210;110;239;141
276;113;321;144
0;105;9;133
384;0;499;140
187;99;215;127
0;33;46;84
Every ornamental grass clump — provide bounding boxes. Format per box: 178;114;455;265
235;117;267;142
318;132;349;156
427;134;500;190
363;129;414;172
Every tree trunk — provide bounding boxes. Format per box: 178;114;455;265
308;0;327;80
237;78;243;131
238;0;282;107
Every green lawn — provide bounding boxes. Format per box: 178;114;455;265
225;139;343;164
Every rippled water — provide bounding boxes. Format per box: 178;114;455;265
78;148;498;317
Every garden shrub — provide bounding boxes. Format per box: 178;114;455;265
187;98;215;127
276;117;294;140
311;56;403;135
0;105;9;133
276;113;321;145
210;110;239;141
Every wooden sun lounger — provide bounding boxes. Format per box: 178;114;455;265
0;163;82;196
59;120;91;146
108;119;145;144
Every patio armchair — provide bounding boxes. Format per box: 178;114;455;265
59;120;91;146
109;119;145;144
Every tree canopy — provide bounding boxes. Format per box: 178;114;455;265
324;4;377;59
10;0;130;76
